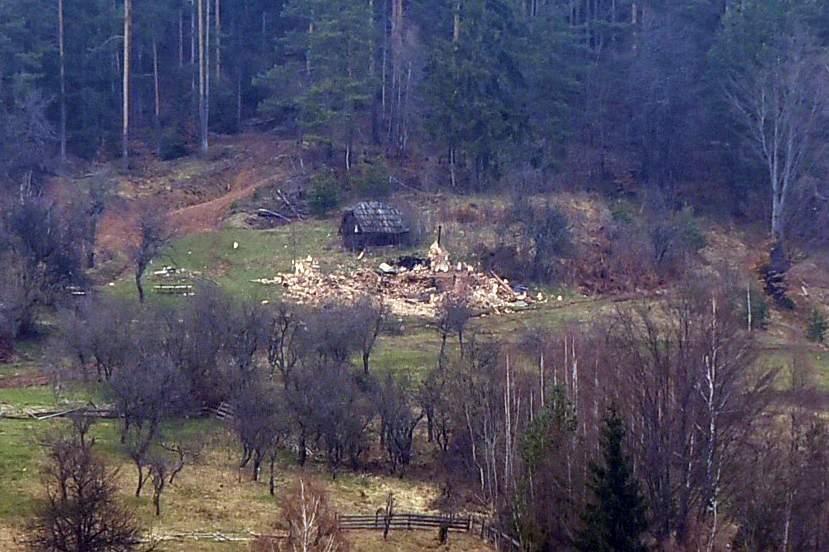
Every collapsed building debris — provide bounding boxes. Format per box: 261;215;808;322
253;252;544;318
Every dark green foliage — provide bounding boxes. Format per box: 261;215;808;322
577;407;648;552
308;171;341;216
159;126;189;161
520;387;577;470
351;161;390;200
0;0;822;230
508;196;572;282
806;308;828;343
259;0;373;162
420;0;532;189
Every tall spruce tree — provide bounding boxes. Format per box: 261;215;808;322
258;0;374;169
419;0;527;189
577;407;648;552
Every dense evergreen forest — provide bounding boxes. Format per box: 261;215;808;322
0;0;827;238
2;2;829;552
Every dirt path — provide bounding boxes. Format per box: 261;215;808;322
94;135;298;261
168;170;287;236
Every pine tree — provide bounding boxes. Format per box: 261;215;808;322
577;407;648;552
258;0;374;169
419;0;528;189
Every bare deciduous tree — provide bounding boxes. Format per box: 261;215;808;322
726;28;829;243
24;418;150;552
129;210;171;303
282;478;347;552
437;295;471;362
232;377;287;487
264;301;305;387
603;279;775;546
108;352;192;496
352;296;384;375
376;374;423;475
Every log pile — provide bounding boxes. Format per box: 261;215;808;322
253;256;543;318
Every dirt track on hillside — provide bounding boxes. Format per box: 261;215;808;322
94;135;297;258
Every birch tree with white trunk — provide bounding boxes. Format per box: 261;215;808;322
726;29;828;243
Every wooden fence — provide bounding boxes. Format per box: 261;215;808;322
336;512;520;551
336;512;471;532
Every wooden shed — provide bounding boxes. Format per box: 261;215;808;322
339;201;410;250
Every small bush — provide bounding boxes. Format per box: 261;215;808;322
649;207;705;270
159;126;188;161
500;196;573;283
308;171;341;216
352;162;391;199
524;204;572;282
806;309;828;343
477;244;526;282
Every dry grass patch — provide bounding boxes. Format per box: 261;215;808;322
347;530;493;551
107;434;442;535
0;524;25;552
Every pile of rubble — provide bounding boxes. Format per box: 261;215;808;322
253;243;544;318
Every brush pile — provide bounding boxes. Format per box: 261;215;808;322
253;250;543;318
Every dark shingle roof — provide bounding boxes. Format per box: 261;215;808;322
344;201;409;234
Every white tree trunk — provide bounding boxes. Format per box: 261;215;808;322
198;0;208;152
58;0;66;163
122;0;131;168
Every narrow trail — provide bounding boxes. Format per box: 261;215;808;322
94;135;299;263
167;171;289;236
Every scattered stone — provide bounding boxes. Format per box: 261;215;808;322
378;263;398;274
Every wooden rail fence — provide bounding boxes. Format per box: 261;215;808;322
336;512;520;551
336;512;470;532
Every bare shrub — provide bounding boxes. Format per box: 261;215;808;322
23;418;150;552
129;209;171;303
375;374;423;475
508;196;573;282
351;296;384;375
282;478;348;552
437;295;472;362
232;377;288;488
